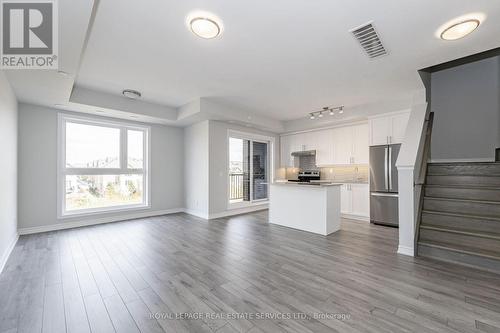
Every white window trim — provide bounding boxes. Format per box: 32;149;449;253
57;113;151;219
227;129;275;210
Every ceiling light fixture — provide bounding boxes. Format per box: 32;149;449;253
440;19;480;40
437;13;485;41
122;89;141;99
189;14;222;39
309;105;344;120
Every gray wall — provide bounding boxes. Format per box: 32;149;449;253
431;56;500;161
18;104;184;229
0;72;18;269
184;121;209;217
208;120;279;215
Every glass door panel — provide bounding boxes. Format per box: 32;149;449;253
229;138;250;203
252;141;268;200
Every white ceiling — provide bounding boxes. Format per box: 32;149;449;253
76;0;500;121
5;0;500;131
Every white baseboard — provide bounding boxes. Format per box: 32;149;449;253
430;158;494;163
397;245;415;257
183;209;209;220
18;208;184;235
209;204;268;219
342;213;369;222
0;232;19;274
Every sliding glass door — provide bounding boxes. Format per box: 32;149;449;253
228;134;270;206
252;141;268;200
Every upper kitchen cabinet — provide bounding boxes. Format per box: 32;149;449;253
368;111;410;146
280;135;292;167
314;129;334;166
352;124;369;164
280;123;369;168
331;126;352;165
331;124;368;165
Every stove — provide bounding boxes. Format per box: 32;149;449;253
288;170;321;183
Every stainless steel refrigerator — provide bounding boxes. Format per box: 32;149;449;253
369;144;400;227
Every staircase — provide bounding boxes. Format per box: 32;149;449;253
417;162;500;273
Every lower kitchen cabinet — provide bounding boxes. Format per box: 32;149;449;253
340;183;369;219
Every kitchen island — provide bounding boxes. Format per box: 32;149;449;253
269;182;342;235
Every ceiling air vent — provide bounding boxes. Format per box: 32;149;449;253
350;22;387;59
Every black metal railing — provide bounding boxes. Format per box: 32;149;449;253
229;173;244;200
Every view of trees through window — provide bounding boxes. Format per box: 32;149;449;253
61;117;147;214
65;174;143;211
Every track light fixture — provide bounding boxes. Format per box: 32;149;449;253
309;105;344;120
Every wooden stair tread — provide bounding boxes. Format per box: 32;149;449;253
418;241;500;261
420;225;500;240
428;161;500;166
425;184;500;190
422;209;500;222
424;196;500;205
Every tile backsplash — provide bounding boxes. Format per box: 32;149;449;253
279;164;369;183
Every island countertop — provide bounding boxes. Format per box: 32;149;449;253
269;183;341;235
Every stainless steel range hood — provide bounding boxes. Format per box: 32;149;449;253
291;150;316;157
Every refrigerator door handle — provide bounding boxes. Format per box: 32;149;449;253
371;192;399;198
384;147;388;190
388;146;392;191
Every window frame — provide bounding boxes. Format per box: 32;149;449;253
57;114;151;218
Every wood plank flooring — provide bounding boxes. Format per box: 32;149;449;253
1;210;500;332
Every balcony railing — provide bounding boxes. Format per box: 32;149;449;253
229;173;244;200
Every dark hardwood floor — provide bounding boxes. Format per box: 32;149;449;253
1;210;500;333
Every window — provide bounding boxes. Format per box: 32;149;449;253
228;131;273;207
58;115;149;217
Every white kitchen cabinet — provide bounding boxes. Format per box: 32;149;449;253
280;135;292;167
340;184;351;214
315;129;334;166
350;184;370;218
340;183;370;219
352;124;369;164
369;111;410;146
332;126;353;165
280;122;370;168
391;112;410;144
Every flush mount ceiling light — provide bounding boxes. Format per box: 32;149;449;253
440;19;480;40
122;89;141;99
437;13;485;41
188;12;222;39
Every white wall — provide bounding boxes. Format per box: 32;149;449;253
184;121;210;218
18;104;184;231
431;56;500;162
0;72;18;271
208;120;279;216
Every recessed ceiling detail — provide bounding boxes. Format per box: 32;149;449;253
350;22;387;59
